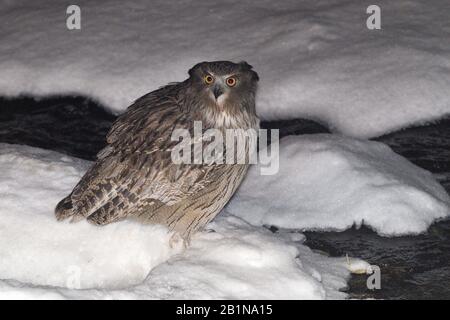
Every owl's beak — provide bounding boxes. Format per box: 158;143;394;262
212;85;224;99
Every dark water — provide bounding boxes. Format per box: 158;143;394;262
0;96;114;161
1;95;449;299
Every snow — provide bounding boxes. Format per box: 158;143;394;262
227;134;450;236
1;0;450;138
1;0;450;298
1;134;448;299
0;143;360;299
0;143;180;289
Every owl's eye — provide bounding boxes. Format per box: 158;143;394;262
204;75;214;85
226;77;237;87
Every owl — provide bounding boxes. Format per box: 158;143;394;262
55;61;260;242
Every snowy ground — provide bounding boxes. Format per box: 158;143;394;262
1;0;449;138
0;138;448;299
228;135;450;236
0;143;368;299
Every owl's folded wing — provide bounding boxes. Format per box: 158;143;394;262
57;148;214;225
55;80;212;226
106;83;182;146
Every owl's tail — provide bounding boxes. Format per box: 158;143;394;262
55;195;75;221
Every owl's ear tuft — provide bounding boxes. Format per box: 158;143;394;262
239;61;259;82
250;70;260;82
188;61;207;77
238;61;253;70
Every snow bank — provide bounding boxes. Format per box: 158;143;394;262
0;137;447;299
1;0;449;138
227;135;450;236
0;143;179;289
0;143;356;299
0;215;359;299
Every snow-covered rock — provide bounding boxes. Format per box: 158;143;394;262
0;143;355;299
1;0;450;138
227;134;450;235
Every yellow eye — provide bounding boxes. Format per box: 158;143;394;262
204;75;214;85
226;77;237;87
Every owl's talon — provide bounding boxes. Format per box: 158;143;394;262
169;233;188;249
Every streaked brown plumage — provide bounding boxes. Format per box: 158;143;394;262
55;61;259;241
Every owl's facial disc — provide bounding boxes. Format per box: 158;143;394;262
204;74;238;108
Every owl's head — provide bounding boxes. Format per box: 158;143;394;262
187;61;259;113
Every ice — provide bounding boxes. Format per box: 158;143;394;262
1;0;449;138
0;143;353;299
227;134;450;236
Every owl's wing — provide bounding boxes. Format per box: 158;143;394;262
106;83;181;146
68;154;214;226
56;83;213;224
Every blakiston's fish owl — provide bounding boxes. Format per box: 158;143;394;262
55;61;259;241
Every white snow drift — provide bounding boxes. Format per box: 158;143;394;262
0;143;366;299
0;214;360;300
0;143;180;289
1;0;450;137
227;135;450;235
